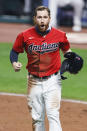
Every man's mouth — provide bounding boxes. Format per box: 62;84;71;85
40;24;45;28
38;24;48;32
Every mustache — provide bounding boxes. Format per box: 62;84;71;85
40;24;45;27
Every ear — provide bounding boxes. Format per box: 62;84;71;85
33;16;36;25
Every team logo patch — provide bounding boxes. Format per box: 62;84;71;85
28;43;59;54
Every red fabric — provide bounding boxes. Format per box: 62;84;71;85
13;27;70;77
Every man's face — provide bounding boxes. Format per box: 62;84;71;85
34;10;50;32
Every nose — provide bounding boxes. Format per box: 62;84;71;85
41;18;44;22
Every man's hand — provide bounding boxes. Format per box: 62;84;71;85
12;62;22;72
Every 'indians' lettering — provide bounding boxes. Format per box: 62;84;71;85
28;43;59;54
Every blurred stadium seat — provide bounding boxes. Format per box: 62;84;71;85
57;0;87;27
0;0;42;24
57;5;73;26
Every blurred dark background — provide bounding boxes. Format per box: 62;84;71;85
0;0;87;27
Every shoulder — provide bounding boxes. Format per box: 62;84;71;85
22;26;35;34
51;27;66;35
17;27;36;39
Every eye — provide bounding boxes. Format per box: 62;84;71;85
37;16;42;19
44;16;48;19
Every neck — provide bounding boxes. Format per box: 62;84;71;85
35;26;51;36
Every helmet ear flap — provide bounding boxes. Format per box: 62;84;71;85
64;52;76;59
60;59;70;74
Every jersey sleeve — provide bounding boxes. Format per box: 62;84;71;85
13;32;24;53
60;33;70;52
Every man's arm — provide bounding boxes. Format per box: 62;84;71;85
10;49;22;72
62;48;72;55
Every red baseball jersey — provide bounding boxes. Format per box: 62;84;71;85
13;27;70;77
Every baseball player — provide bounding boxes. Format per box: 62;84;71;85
10;6;83;131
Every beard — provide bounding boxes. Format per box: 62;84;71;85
37;23;49;32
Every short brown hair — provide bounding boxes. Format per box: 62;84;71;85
34;6;50;17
